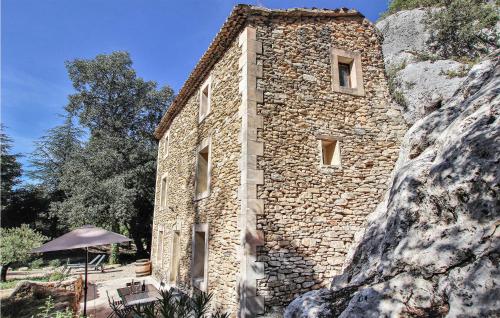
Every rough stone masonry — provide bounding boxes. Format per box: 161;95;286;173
151;5;406;317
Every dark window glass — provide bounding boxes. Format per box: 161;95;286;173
339;63;351;88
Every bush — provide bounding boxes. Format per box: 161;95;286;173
109;289;229;318
30;258;45;269
425;0;499;58
386;62;408;108
35;296;78;318
48;259;61;268
48;270;67;282
385;0;499;59
386;0;444;14
0;225;47;281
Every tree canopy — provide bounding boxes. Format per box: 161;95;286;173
0;225;47;281
0;224;47;266
30;51;174;256
1;125;22;210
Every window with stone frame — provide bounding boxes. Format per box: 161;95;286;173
160;174;168;209
319;138;341;167
156;227;164;266
199;77;211;122
191;224;208;291
331;48;365;96
169;230;181;283
195;138;211;200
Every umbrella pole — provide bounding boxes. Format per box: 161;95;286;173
83;247;88;317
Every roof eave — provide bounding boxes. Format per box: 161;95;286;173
154;5;364;139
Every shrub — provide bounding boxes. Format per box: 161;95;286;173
0;225;47;281
48;270;67;282
109;289;229;318
35;296;78;318
109;243;119;265
386;0;444;14
48;259;61;268
385;0;499;59
30;258;45;269
439;65;471;78
425;0;499;59
386;62;408;108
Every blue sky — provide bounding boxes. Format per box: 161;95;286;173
1;0;388;181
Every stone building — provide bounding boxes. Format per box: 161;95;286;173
151;5;406;317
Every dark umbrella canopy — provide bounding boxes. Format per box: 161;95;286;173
32;225;132;317
32;225;131;253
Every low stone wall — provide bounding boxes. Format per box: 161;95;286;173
10;275;83;312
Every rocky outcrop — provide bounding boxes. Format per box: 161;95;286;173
393;59;468;124
375;9;432;70
287;47;499;318
286;8;500;318
376;9;469;125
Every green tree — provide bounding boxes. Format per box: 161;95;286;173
1;127;59;238
386;0;442;14
1;125;22;210
0;225;47;282
1;186;50;230
29;116;83;194
51;52;174;257
426;0;499;58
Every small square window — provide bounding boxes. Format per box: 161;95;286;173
160;175;168;208
195;139;211;200
199;77;211;122
192;224;208;291
320;139;341;166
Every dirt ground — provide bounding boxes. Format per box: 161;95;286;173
1;263;154;318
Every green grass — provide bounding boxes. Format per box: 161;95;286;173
439;65;471;78
386;61;408;108
0;276;51;290
0;271;68;290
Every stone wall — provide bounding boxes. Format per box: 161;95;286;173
152;8;406;316
151;35;242;314
10;276;84;312
249;15;406;310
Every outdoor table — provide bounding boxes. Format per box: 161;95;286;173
117;284;160;307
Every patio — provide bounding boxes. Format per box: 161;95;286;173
80;266;160;318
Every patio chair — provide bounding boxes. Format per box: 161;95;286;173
64;254;106;274
64;254;101;274
107;291;132;318
90;254;106;272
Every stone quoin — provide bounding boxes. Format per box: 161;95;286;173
150;5;406;317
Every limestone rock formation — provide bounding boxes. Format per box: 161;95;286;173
285;8;500;318
376;9;469;125
375;9;431;70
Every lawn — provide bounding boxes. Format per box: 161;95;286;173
0;275;61;290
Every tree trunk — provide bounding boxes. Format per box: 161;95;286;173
132;234;146;258
1;263;11;282
128;218;147;258
109;244;119;265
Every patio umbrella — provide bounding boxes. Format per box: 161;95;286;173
32;225;132;317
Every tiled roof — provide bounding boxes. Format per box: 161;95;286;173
154;5;363;139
